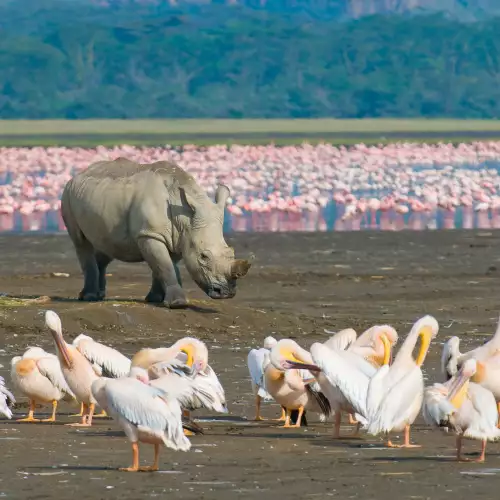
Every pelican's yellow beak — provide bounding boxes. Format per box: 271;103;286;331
180;344;195;368
51;330;72;368
381;334;391;366
448;371;470;409
415;325;433;367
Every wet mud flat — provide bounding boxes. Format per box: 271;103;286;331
1;231;500;499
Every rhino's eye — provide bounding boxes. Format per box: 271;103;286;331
200;251;211;264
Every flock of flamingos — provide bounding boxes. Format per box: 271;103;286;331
0;310;500;471
2;141;500;233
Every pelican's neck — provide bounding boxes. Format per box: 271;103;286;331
131;347;174;369
393;321;429;366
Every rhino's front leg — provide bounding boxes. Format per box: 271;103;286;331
138;238;188;309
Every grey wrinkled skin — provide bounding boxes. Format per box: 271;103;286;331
61;158;252;309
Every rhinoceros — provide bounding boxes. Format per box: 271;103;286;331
60;157;252;308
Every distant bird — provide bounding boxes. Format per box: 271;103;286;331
423;359;500;462
0;375;15;419
92;372;203;472
45;310;99;427
71;333;131;418
10;346;75;422
247;336;284;421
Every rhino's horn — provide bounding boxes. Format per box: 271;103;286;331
215;185;230;209
230;259;252;279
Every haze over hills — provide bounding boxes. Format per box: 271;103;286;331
79;0;500;21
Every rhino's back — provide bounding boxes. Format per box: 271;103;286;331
62;158;199;260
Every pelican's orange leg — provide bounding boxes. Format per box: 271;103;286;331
386;425;420;448
497;402;500;428
140;443;160;472
93;408;108;418
253;395;265;421
333;412;341;438
348;413;358;425
70;402;84;417
120;442;140;472
42;400;58;422
293;406;305;428
274;406;286;422
66;403;90;426
17;400;39;422
282;408;292;428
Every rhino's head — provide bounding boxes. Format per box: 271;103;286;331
181;184;253;299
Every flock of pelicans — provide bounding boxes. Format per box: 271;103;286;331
0;311;499;471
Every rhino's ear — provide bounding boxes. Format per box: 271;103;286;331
179;187;198;215
215;185;230;210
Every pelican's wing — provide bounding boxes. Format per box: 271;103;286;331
0;375;15;419
422;383;456;428
324;329;357;352
105;378;190;451
351;326;378;348
311;343;371;417
150;359;193;379
247;348;272;399
36;357;75;398
367;367;423;436
466;383;500;435
306;383;332;417
75;338;131;378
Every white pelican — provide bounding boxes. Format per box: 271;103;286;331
264;339;331;428
441;317;500;420
45;310;99;427
287;326;395;437
0;375;15;419
247;336;285;421
71;333;131;418
131;337;227;432
365;315;439;447
10;347;75;422
92;373;202;472
423;359;500;462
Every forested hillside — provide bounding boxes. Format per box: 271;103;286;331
1;0;499;119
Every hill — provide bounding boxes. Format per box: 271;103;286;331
0;1;499;119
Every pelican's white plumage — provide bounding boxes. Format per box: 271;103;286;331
323;328;357;352
364;315;439;447
0;375;15;419
73;334;131;378
247;336;278;420
10;346;75;422
423;358;500;462
92;375;197;472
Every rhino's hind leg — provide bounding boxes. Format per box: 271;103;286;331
138;238;188;309
75;240;102;302
145;277;165;304
96;252;113;300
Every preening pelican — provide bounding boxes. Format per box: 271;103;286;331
92;373;202;472
0;375;15;419
441;316;500;421
247;336;285;421
364;315;439;447
10;347;75;422
71;334;131;418
264;339;331;428
423;359;500;462
132;337;227;428
323;325;399;426
45;310;99;427
288;326;395;437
